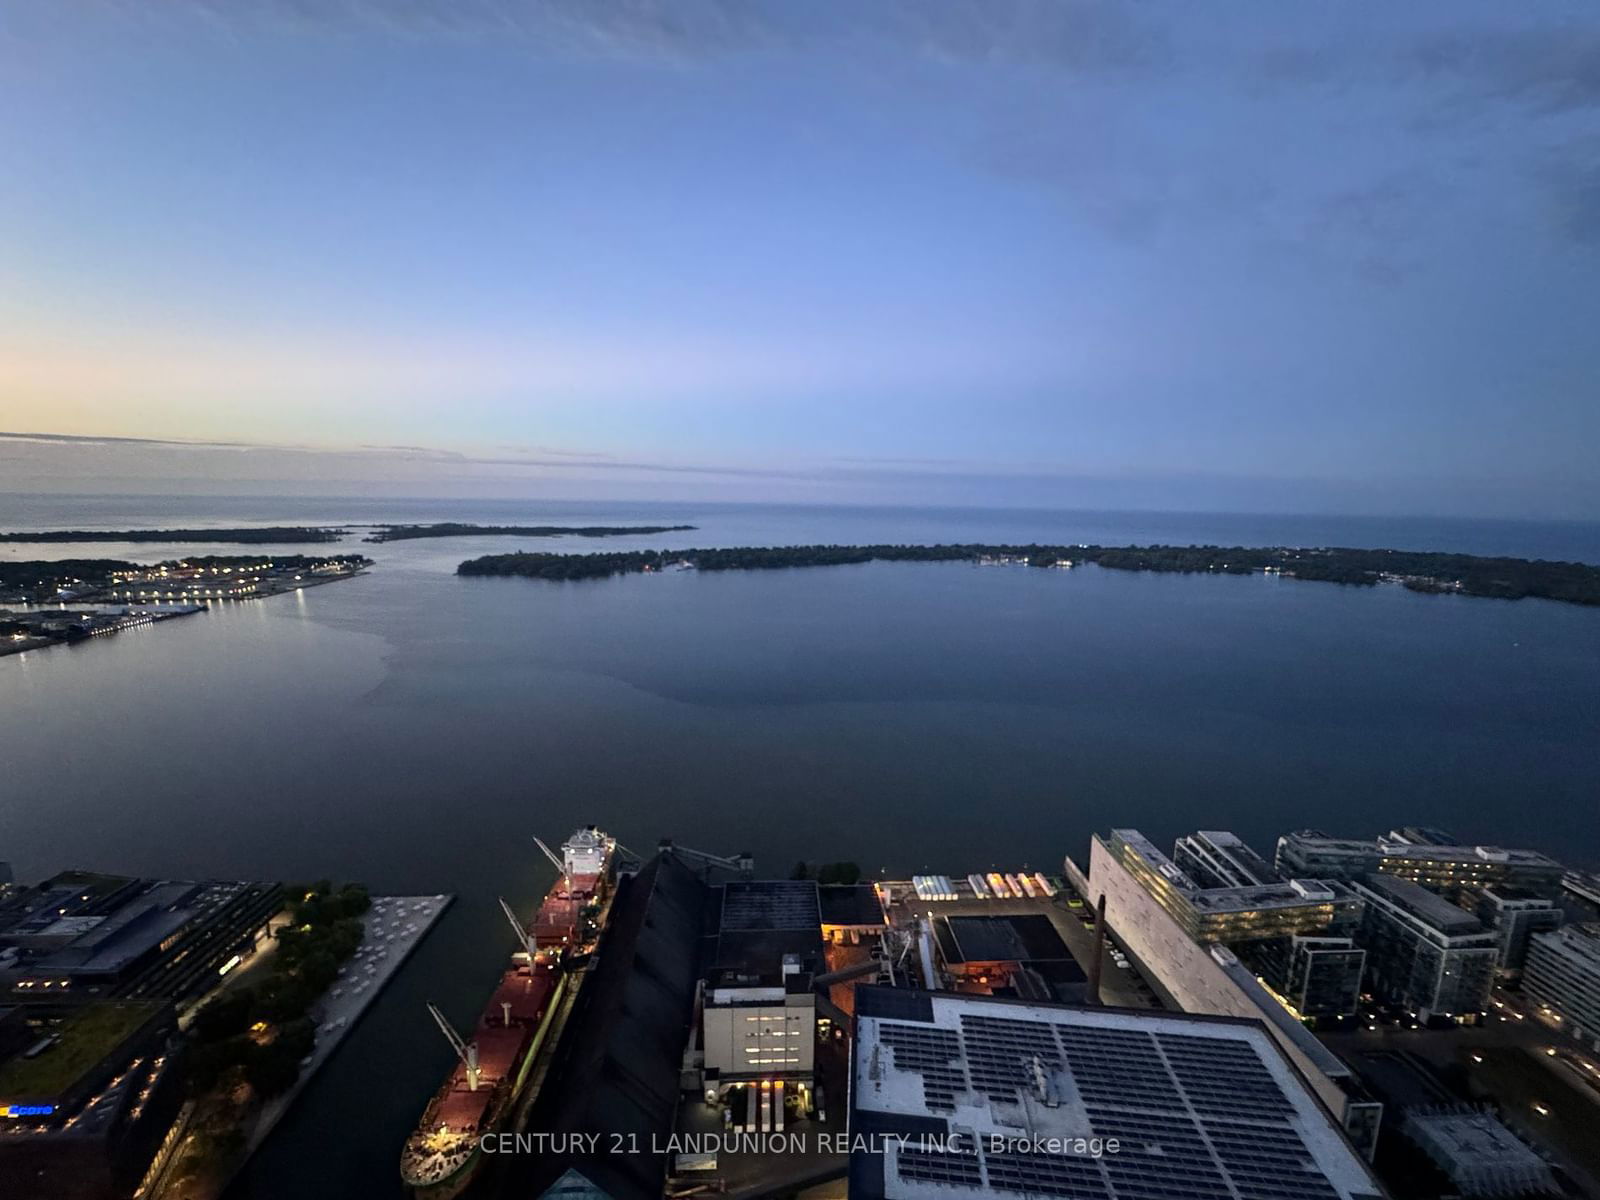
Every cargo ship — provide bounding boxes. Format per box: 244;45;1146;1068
400;827;617;1199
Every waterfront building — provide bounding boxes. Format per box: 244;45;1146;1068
1173;829;1279;889
930;914;1086;1003
1102;830;1366;1020
1085;835;1382;1157
847;985;1387;1200
1108;830;1362;944
818;883;887;943
1276;831;1563;903
0;871;281;1009
1523;923;1600;1052
699;880;822;1096
0;1001;183;1200
1348;875;1497;1020
1474;886;1562;976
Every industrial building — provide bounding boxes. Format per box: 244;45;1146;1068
930;914;1086;1003
1085;834;1383;1156
1099;830;1366;1020
699;880;823;1096
1348;875;1498;1020
0;1000;184;1200
1524;923;1600;1052
1275;830;1563;902
847;985;1387;1200
0;871;282;1009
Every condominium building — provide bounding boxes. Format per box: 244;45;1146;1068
1173;830;1279;890
1524;923;1600;1051
1086;835;1383;1157
1276;831;1563;903
1349;875;1497;1019
1474;886;1562;975
1103;830;1366;1020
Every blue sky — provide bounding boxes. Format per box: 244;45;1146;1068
2;1;1598;515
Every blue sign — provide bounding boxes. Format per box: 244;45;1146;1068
1;1104;55;1118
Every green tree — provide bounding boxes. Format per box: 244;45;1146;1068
244;1043;300;1098
192;987;255;1043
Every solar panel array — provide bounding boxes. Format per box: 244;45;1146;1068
719;880;820;931
961;1013;1063;1100
877;1021;966;1110
870;1011;1351;1200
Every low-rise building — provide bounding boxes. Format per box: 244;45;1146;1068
1399;1106;1555;1198
1524;923;1600;1051
0;1001;183;1200
930;914;1086;1003
1349;875;1497;1020
0;871;282;1009
847;985;1387;1200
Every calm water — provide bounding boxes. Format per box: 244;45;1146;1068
3;496;1598;1198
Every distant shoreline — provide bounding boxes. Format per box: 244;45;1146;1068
363;522;696;542
0;526;346;544
0;522;697;545
456;543;1600;607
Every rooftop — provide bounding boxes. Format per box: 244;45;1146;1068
709;880;823;977
1113;830;1352;914
819;884;885;927
0;1001;164;1101
1532;922;1600;965
1402;1106;1553;1187
1354;874;1486;935
936;915;1074;965
849;986;1383;1200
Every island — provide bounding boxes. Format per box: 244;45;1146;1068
1;554;371;655
0;526;347;543
1;554;370;605
455;543;1600;606
363;522;696;542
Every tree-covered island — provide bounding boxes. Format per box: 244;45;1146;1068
0;527;347;543
364;522;697;542
455;543;1600;606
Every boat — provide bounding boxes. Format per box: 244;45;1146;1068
399;826;618;1199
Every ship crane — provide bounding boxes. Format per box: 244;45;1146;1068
499;897;536;961
658;838;754;879
426;1002;480;1092
532;836;572;895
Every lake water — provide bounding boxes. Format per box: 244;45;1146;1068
3;495;1598;1197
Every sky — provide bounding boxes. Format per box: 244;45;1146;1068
1;1;1598;516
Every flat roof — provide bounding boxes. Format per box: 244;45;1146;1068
1354;874;1484;935
850;986;1383;1200
711;880;823;976
0;1002;165;1101
938;915;1072;965
819;884;884;927
1404;1107;1552;1182
1114;830;1351;914
718;880;820;932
